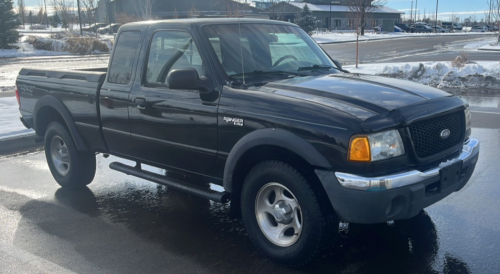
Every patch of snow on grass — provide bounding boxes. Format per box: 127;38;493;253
347;61;500;89
0;97;33;139
464;38;498;49
478;43;500;51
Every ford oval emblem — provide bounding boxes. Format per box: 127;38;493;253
440;129;451;139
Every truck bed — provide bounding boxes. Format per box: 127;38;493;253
16;68;107;151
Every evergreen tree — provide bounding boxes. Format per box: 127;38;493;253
50;13;61;28
0;0;21;49
296;4;316;36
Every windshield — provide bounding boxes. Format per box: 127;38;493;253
202;23;338;83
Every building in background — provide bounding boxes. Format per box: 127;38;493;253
266;0;402;30
251;1;274;10
96;0;401;31
97;0;265;23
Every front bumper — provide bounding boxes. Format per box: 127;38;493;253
316;138;479;224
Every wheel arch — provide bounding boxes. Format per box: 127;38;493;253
34;95;89;151
223;128;334;218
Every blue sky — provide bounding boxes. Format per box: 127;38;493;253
20;0;491;21
387;0;488;21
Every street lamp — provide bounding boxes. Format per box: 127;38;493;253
410;1;413;24
415;0;418;23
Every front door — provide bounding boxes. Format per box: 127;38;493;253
100;30;143;154
127;30;219;178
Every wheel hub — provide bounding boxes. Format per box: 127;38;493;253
255;182;303;247
273;202;293;224
50;136;70;176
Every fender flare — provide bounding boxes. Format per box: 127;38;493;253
223;128;332;192
34;95;89;151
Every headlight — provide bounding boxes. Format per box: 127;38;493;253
348;130;405;162
464;107;471;137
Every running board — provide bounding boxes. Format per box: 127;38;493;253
109;162;230;203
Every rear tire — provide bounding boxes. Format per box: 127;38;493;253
241;160;331;267
44;122;96;188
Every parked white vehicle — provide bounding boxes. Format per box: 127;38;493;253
471;25;488;32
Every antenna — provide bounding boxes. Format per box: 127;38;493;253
238;17;246;85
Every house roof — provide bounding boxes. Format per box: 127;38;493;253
288;1;403;14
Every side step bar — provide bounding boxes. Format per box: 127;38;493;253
109;162;231;203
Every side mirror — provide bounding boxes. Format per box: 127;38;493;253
166;68;213;93
332;60;343;70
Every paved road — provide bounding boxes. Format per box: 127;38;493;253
0;93;499;273
321;34;497;65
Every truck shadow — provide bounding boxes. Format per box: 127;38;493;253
11;184;471;274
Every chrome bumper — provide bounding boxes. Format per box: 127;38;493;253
335;138;480;191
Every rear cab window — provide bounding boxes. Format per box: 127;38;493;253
108;31;141;85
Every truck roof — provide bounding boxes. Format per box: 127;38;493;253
120;18;298;29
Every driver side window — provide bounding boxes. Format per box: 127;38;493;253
145;31;204;85
269;33;321;66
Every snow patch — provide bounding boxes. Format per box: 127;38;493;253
478;43;500;51
0;97;33;139
347;61;500;89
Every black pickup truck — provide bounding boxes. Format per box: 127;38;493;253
16;19;479;266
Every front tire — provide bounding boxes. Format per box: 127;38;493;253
44;122;96;188
241;161;331;267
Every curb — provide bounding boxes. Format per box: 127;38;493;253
478;48;500;51
0;133;43;156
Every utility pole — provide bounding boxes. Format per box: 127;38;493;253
435;0;438;33
77;0;83;35
329;1;332;31
44;0;48;28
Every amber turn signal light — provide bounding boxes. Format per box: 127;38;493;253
348;137;371;162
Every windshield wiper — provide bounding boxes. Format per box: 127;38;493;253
229;70;304;87
229;70;303;78
297;64;332;72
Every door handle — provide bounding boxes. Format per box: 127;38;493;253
135;97;146;109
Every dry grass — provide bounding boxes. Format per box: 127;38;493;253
65;37;110;54
452;51;469;68
28;37;110;54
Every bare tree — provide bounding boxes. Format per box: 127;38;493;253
131;0;155;20
492;0;500;33
82;0;96;27
17;0;26;26
115;12;139;24
50;0;74;29
173;7;178;19
490;0;500;24
189;3;199;17
347;0;387;36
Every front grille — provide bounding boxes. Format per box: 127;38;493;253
409;112;464;158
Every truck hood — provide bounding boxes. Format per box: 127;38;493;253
263;73;451;115
253;73;465;132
